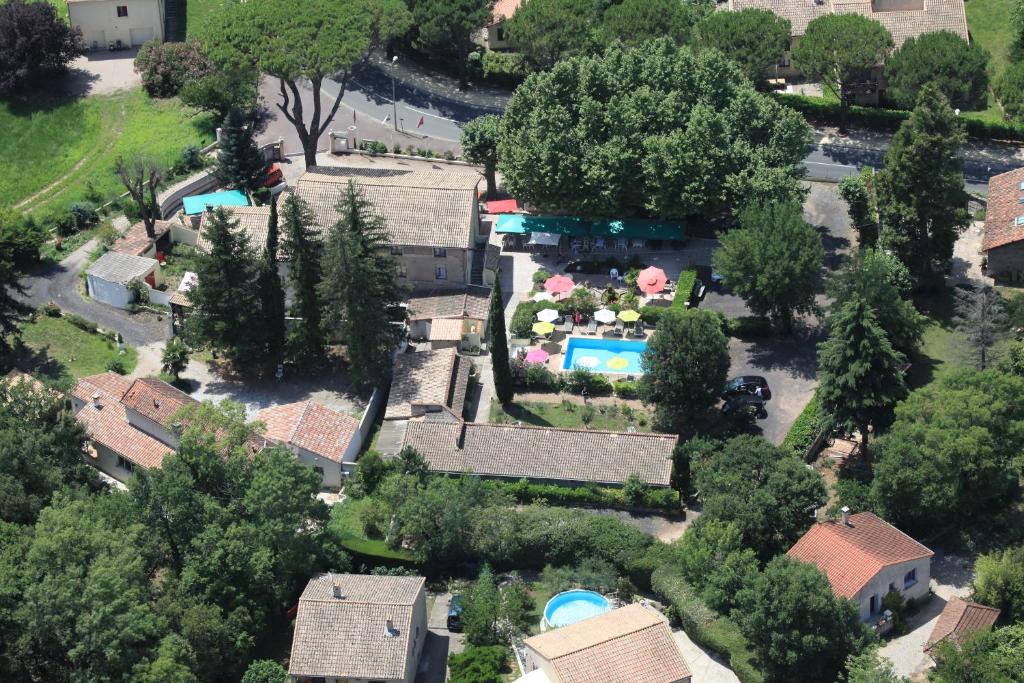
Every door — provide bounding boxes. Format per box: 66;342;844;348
83;30;106;50
129;27;155;46
869;594;879;615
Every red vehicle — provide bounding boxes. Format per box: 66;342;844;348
264;163;284;188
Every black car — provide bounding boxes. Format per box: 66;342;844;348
721;376;771;401
447;595;464;632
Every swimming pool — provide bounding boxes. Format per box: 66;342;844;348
562;337;647;374
543;590;611;629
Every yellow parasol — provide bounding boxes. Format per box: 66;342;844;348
532;321;555;336
617;309;641;323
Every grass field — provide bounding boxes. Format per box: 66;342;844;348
1;89;213;217
185;0;230;37
18;315;138;379
328;498;416;561
490;399;653;431
964;0;1017;121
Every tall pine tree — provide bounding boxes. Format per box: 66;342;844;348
216;108;268;197
319;182;407;389
257;198;286;370
817;295;908;459
280;194;325;368
489;275;513;404
186;207;265;372
876;83;968;287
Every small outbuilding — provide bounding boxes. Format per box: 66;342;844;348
86;251;160;310
67;0;165;51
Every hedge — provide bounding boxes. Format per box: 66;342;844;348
780;393;824;460
773;92;1024;142
726;316;774;339
672;268;698;309
481;478;679;512
651;566;763;683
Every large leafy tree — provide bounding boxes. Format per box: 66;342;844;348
930;624;1024;682
737;556;870;683
817;295;907;458
461;115;501;198
489;275;514;404
318;182;407;389
996;61;1024;124
693;435;825;559
506;0;600;71
827;248;923;356
257;199;286;370
202;0;412;169
216;108;268;197
712;202;823;334
0;0;82;95
499;39;811;218
639;309;730;432
600;0;712;47
837;172;879;247
280;194;326;368
972;545;1024;624
884;31;989;110
187;208;266;372
876;84;968;286
792;14;893;132
0;251;30;363
693;8;791;87
413;0;494;90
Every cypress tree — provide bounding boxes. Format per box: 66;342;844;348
216;108;268;197
280;194;325;368
257;198;286;370
0;251;30;363
318;182;407;389
489;275;513;404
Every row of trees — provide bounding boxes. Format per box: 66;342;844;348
186;184;406;387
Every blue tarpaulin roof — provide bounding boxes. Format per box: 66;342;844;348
182;190;250;216
495;214;685;241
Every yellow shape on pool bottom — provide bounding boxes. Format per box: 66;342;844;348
606;356;629;370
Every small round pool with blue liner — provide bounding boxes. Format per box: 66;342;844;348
562;337;647;375
544;590;611;628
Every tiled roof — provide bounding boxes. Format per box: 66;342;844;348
428;318;467;341
86;251;158;285
385;348;468;420
109;220;171;257
168;290;192;307
289;573;425;680
120;377;195;428
524;604;691;683
491;0;521;23
295;166;481;249
4;369;47;393
400;421;676;486
196;205;276;256
407;285;491;321
982;167;1024;252
727;0;968;47
787;512;934;598
925;597;1000;653
256;401;360;464
74;373;171;469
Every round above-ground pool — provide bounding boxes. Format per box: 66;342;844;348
543;590;611;629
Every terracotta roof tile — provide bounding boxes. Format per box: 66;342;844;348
289;573;425;680
491;0;521;24
256;401;360;464
120;377;196;428
787;512;933;598
525;604;690;683
983;167;1024;252
407;285;491;321
925;596;1000;653
400;421;676;486
110;220;171;257
74;374;172;469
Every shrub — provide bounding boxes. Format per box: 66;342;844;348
531;269;552;286
171;145;205;177
672;268;698;309
562;368;612;395
127;278;150;306
68;201;99;232
524;363;558;391
479;477;676;511
612;379;638;398
623;474;648;507
780;394;824;459
542;559;619;593
0;208;47;267
106;358;127;374
134;39;210;98
481;50;528;84
639;305;666;326
360;498;391;539
448;646;506;683
64;313;98;333
41;302;61;317
726;315;774;338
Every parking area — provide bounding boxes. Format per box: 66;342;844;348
66;48;142;97
415;592;464;683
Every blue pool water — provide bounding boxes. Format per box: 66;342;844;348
562;337;647;374
544;590;611;628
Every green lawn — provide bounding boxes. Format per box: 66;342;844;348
18;315;138;379
185;0;231;37
2;89;213;217
489;399;653;431
328;498;416;561
965;0;1017;121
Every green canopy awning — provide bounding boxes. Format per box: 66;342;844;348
495;214;685;241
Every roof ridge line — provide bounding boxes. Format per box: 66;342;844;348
290;401;313;444
462;421;675;439
546;620;662;660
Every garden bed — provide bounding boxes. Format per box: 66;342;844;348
490;399;652;431
18;313;138;379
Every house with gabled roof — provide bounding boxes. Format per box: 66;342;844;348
288;572;427;683
982;167;1024;282
384;348;470;422
924;596;1000;657
787;508;934;622
71;373;196;482
406;285;491;349
256;401;362;489
519;604;691;683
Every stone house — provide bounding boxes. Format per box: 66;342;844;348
787;508;934;622
67;0;164;50
405;285;491;350
982;167;1024;282
482;0;520;51
256;401;362;489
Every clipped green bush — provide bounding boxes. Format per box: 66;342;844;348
672;268;698;309
780;394;824;460
449;646;506;683
726;315;774;338
480;478;677;511
64;313;98;334
562;368;612;395
612;379;639;398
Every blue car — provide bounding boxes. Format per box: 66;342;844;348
447;595;464;632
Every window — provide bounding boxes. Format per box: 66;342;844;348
433;247;447;258
904;569;917;588
435;265;447;280
116;5;128;16
116;455;135;473
390;246;403;255
1016;216;1024;226
496;26;506;41
889;583;897;593
869;594;879;614
778;55;791;68
396;263;407;278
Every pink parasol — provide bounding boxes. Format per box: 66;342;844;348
525;349;550;364
637;266;668;294
543;274;575;296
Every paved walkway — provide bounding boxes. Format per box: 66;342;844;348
416;592;462;683
672;630;740;683
65;48;142;97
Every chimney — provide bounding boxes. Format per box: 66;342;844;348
841;506;851;526
92;392;101;409
171;422;183;439
332;576;345;600
384;619;397;637
153;398;161;410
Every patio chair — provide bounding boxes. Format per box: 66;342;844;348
586;319;598;335
632;321;645;338
613;319;625;336
594;237;606;250
560;318;574;334
615;238;628;251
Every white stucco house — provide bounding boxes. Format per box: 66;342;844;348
67;0;165;50
86;251;160;310
256;401;362;489
788;509;934;623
